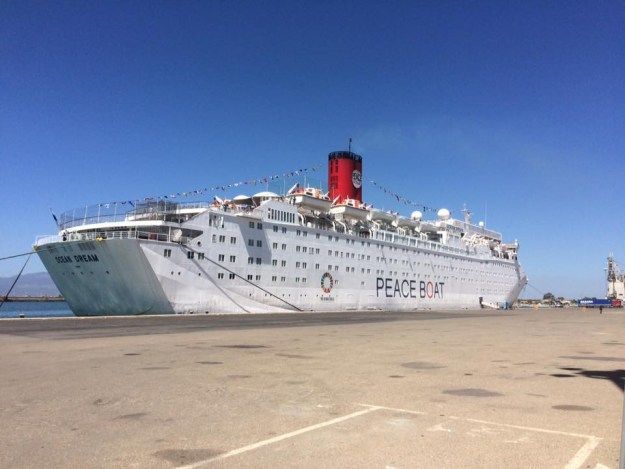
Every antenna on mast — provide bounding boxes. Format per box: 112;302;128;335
348;137;352;153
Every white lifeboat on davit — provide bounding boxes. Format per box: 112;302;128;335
329;198;369;221
285;187;332;212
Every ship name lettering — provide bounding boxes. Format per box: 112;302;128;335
73;254;99;263
376;278;444;299
55;256;73;264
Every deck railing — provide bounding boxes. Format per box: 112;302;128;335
58;201;212;230
35;229;191;247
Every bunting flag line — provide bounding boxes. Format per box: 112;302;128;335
367;179;438;213
96;165;322;207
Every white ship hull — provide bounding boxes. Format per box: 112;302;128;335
36;206;526;316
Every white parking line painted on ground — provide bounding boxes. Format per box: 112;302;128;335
359;403;603;469
565;437;602;469
176;406;382;469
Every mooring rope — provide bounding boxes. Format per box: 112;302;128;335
0;254;32;309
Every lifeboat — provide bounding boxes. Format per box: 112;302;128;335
367;208;395;223
285;187;332;212
329;198;369;221
394;216;420;229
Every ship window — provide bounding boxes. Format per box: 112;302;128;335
219;235;225;242
328;250;332;255
212;235;216;243
230;237;237;244
163;249;171;258
249;221;255;228
282;227;287;233
315;248;320;254
272;275;277;282
247;274;253;280
229;255;236;262
248;239;254;246
256;240;262;247
256;258;261;265
297;230;301;236
272;259;277;266
334;266;339;271
315;263;320;269
218;273;224;279
281;276;286;282
302;278;307;283
281;260;286;267
316;233;320;239
218;254;225;261
255;275;261;281
303;231;307;237
296;261;301;268
302;247;307;253
187;251;194;259
248;257;253;264
302;262;307;268
296;246;301;252
198;253;205;260
273;225;278;232
229;273;235;279
273;242;278;249
295;277;300;283
257;222;262;229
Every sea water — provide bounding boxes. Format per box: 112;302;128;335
0;301;73;318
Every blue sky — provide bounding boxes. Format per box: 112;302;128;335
1;1;623;298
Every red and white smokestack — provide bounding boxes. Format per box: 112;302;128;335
328;150;363;204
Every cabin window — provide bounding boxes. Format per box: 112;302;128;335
247;274;253;280
255;275;261;281
272;259;277;266
217;273;224;279
315;263;320;269
249;221;254;228
256;240;262;247
257;222;262;229
219;235;225;242
248;239;254;246
163;249;171;258
256;258;261;265
218;254;225;261
229;273;235;279
248;257;253;264
198;253;205;260
272;276;277;282
281;260;286;267
272;242;278;249
187;251;194;259
229;255;236;262
230;237;237;244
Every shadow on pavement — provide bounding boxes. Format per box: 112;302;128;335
558;366;625;393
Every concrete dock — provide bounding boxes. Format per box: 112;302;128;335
0;308;623;468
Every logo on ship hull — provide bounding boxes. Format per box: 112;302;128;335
321;272;334;293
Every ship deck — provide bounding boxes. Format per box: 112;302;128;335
0;308;623;468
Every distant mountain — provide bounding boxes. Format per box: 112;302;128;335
0;271;60;297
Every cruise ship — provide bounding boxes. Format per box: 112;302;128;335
34;150;527;315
